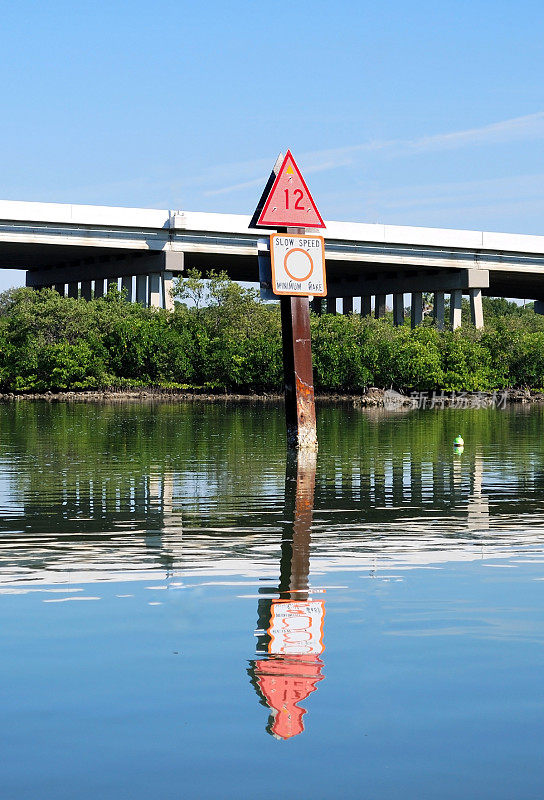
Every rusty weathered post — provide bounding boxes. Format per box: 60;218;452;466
280;294;317;450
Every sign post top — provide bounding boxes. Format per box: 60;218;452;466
254;150;325;230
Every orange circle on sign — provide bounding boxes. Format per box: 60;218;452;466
284;248;313;282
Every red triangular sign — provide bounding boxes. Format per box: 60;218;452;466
257;150;325;229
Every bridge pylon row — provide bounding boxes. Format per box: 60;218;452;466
310;288;484;329
47;272;175;310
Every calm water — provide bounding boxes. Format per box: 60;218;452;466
1;401;544;799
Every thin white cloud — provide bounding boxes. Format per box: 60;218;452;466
369;171;544;212
204;157;353;197
404;111;544;153
301;111;544;164
318;170;544;232
200;112;544;196
204;176;267;197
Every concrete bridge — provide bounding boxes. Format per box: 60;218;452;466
2;198;544;327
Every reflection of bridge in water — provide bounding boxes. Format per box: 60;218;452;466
5;447;544;584
3;443;544;738
319;452;491;528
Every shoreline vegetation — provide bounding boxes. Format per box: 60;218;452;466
1;271;544;397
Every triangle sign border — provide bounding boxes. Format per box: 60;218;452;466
257;149;326;229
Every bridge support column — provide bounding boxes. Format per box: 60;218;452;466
450;290;462;329
375;294;386;319
411;292;423;327
310;297;322;315
361;296;371;317
94;279;105;299
136;275;147;306
393;293;404;326
343;297;353;315
433;291;445;330
80;281;92;301
67;282;78;299
326;297;336;315
53;283;65;296
121;275;133;302
469;288;484;329
148;273;161;308
162;271;174;311
535;300;544;315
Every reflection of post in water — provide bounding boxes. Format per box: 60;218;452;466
392;455;404;506
467;454;489;530
248;450;325;740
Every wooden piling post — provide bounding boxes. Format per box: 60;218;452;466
281;295;317;451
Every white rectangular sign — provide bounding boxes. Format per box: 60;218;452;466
268;600;325;655
270;234;327;297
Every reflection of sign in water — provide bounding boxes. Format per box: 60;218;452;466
268;600;325;655
250;598;326;739
253;653;324;740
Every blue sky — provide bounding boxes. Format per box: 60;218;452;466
1;0;544;289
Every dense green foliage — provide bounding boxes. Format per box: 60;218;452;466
0;273;544;392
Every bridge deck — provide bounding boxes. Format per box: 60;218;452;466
0;198;542;301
